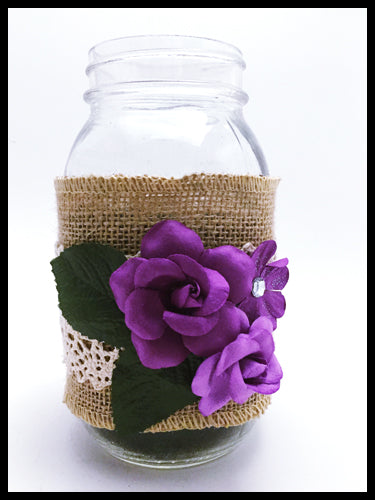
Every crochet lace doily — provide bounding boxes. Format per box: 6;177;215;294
60;316;120;391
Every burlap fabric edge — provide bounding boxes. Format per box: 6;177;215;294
55;173;281;254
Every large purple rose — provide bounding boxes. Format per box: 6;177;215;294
191;316;283;416
239;240;289;329
109;220;253;369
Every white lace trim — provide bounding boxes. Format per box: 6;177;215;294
60;316;120;391
241;241;257;254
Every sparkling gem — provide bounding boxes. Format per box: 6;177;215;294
252;277;266;298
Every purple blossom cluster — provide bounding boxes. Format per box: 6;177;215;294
110;220;289;416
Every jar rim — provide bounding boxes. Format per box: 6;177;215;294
85;35;247;104
88;34;245;68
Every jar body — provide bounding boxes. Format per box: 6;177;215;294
65;97;268;178
58;36;274;468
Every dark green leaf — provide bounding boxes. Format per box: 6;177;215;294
111;346;200;436
158;353;204;386
50;243;130;347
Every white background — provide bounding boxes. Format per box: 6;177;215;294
8;8;367;492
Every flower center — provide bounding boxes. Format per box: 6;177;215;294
170;281;202;309
189;281;200;298
251;277;266;298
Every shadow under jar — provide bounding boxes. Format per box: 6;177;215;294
58;35;276;468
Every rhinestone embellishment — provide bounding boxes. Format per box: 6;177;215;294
252;277;266;298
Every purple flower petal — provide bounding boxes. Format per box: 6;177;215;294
215;333;260;375
245;354;283;394
229;362;255;405
247;316;275;363
109;257;146;313
124;289;167;340
238;293;259;320
263;266;289;291
193;356;241;416
168;254;210;294
268;257;289;268
131;329;189;369
169;254;229;315
134;258;185;290
163;310;220;336
140;220;204;260
239;358;267;379
191;352;221;397
250;240;277;273
263;290;286;318
239;295;277;330
196;267;230;316
249;315;275;334
196;368;232;417
198;389;232;417
200;245;255;304
170;284;202;309
245;379;281;395
183;303;250;357
260;354;283;385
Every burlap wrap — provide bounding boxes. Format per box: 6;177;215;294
55;173;280;432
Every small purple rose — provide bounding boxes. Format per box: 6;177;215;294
239;240;289;329
191;316;283;416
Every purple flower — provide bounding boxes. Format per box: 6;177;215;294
239;240;289;329
191;317;283;416
109;220;253;369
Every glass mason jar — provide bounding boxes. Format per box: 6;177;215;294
58;35;275;469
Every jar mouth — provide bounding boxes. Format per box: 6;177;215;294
85;35;247;102
87;34;245;69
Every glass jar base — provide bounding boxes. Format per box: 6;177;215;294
84;421;255;469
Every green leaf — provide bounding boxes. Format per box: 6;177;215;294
51;242;202;434
111;346;200;436
50;243;130;347
159;353;204;387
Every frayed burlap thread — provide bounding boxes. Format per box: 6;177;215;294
63;374;114;430
56;173;280;432
144;394;272;433
63;372;271;432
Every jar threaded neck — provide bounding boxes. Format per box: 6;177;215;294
85;35;248;105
